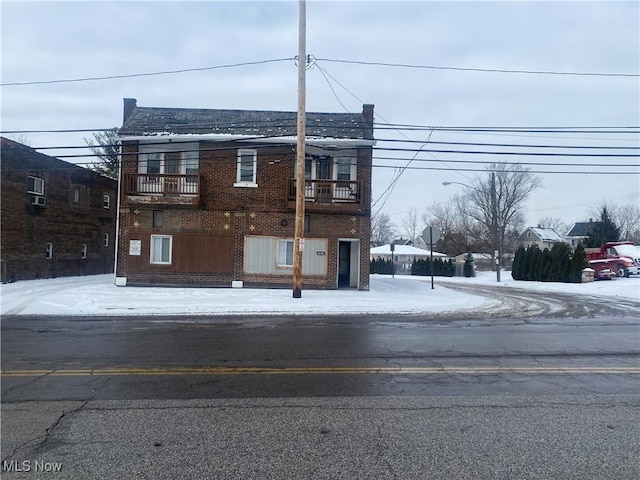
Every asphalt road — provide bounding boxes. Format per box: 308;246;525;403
2;287;639;479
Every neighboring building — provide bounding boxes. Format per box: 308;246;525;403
565;220;599;247
1;137;117;282
518;226;564;250
116;99;375;289
454;252;494;271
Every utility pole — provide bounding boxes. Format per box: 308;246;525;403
491;171;501;282
292;0;306;298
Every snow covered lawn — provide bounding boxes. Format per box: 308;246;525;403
0;272;637;317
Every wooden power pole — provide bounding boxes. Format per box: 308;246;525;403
293;0;306;298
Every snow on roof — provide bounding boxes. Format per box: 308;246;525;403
370;245;448;257
528;227;563;242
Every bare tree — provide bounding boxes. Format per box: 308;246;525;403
6;134;31;146
85;127;120;179
400;207;421;244
537;216;570;237
454;163;542;272
422;201;470;254
371;212;397;246
590;202;640;242
616;203;640;242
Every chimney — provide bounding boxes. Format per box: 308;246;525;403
123;98;137;124
362;104;374;126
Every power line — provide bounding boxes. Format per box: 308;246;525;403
4;124;638;136
373;124;640;134
373;164;640;175
0;58;295;87
315;57;640;78
373;146;640;158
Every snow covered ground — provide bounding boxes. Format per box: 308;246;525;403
1;272;638;317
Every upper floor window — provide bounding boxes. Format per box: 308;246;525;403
73;187;81;203
235;149;257;187
305;155;356;181
138;143;199;177
335;157;356;181
28;176;45;195
103;194;111;209
104;233;110;247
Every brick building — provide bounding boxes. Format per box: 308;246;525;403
116;99;375;289
1;137;117;282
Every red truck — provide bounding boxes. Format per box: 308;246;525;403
585;242;640;279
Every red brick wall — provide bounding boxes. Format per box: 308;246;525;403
1;139;117;282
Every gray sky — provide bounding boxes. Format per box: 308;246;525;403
2;0;639;230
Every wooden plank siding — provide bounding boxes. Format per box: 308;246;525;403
126;233;234;274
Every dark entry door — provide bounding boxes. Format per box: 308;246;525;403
338;241;351;288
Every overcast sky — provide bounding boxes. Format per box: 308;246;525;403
2;0;638;232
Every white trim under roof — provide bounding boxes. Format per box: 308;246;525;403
119;133;376;147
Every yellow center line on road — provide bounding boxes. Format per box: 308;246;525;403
1;366;639;377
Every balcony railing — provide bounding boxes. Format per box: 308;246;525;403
123;174;200;206
288;179;361;203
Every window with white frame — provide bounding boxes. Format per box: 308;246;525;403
81;244;87;259
104;233;109;247
335;157;356;181
45;242;53;259
73;186;80;203
28;176;45;195
103;194;111;209
277;239;294;267
235;149;257;187
150;235;172;264
138;143;199;175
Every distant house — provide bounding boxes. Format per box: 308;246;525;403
518;227;564;250
0;137;117;282
565;221;599;247
116;99;375;289
454;252;494;271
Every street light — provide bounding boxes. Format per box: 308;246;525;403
442;176;501;283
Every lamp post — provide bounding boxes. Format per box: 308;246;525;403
443;177;501;283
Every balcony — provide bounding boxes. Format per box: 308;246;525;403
288;179;361;210
123;173;200;206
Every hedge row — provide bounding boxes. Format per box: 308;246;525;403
511;243;588;283
369;258;455;277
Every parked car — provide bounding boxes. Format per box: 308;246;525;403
595;268;615;281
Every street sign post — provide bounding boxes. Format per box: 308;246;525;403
422;226;441;290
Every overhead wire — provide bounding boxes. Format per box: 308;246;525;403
0;58;295;87
311;60;471;210
314;57;640;78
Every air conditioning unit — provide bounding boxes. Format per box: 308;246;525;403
31;196;46;206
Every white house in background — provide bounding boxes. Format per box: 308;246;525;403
518;227;565;250
371;244;449;274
